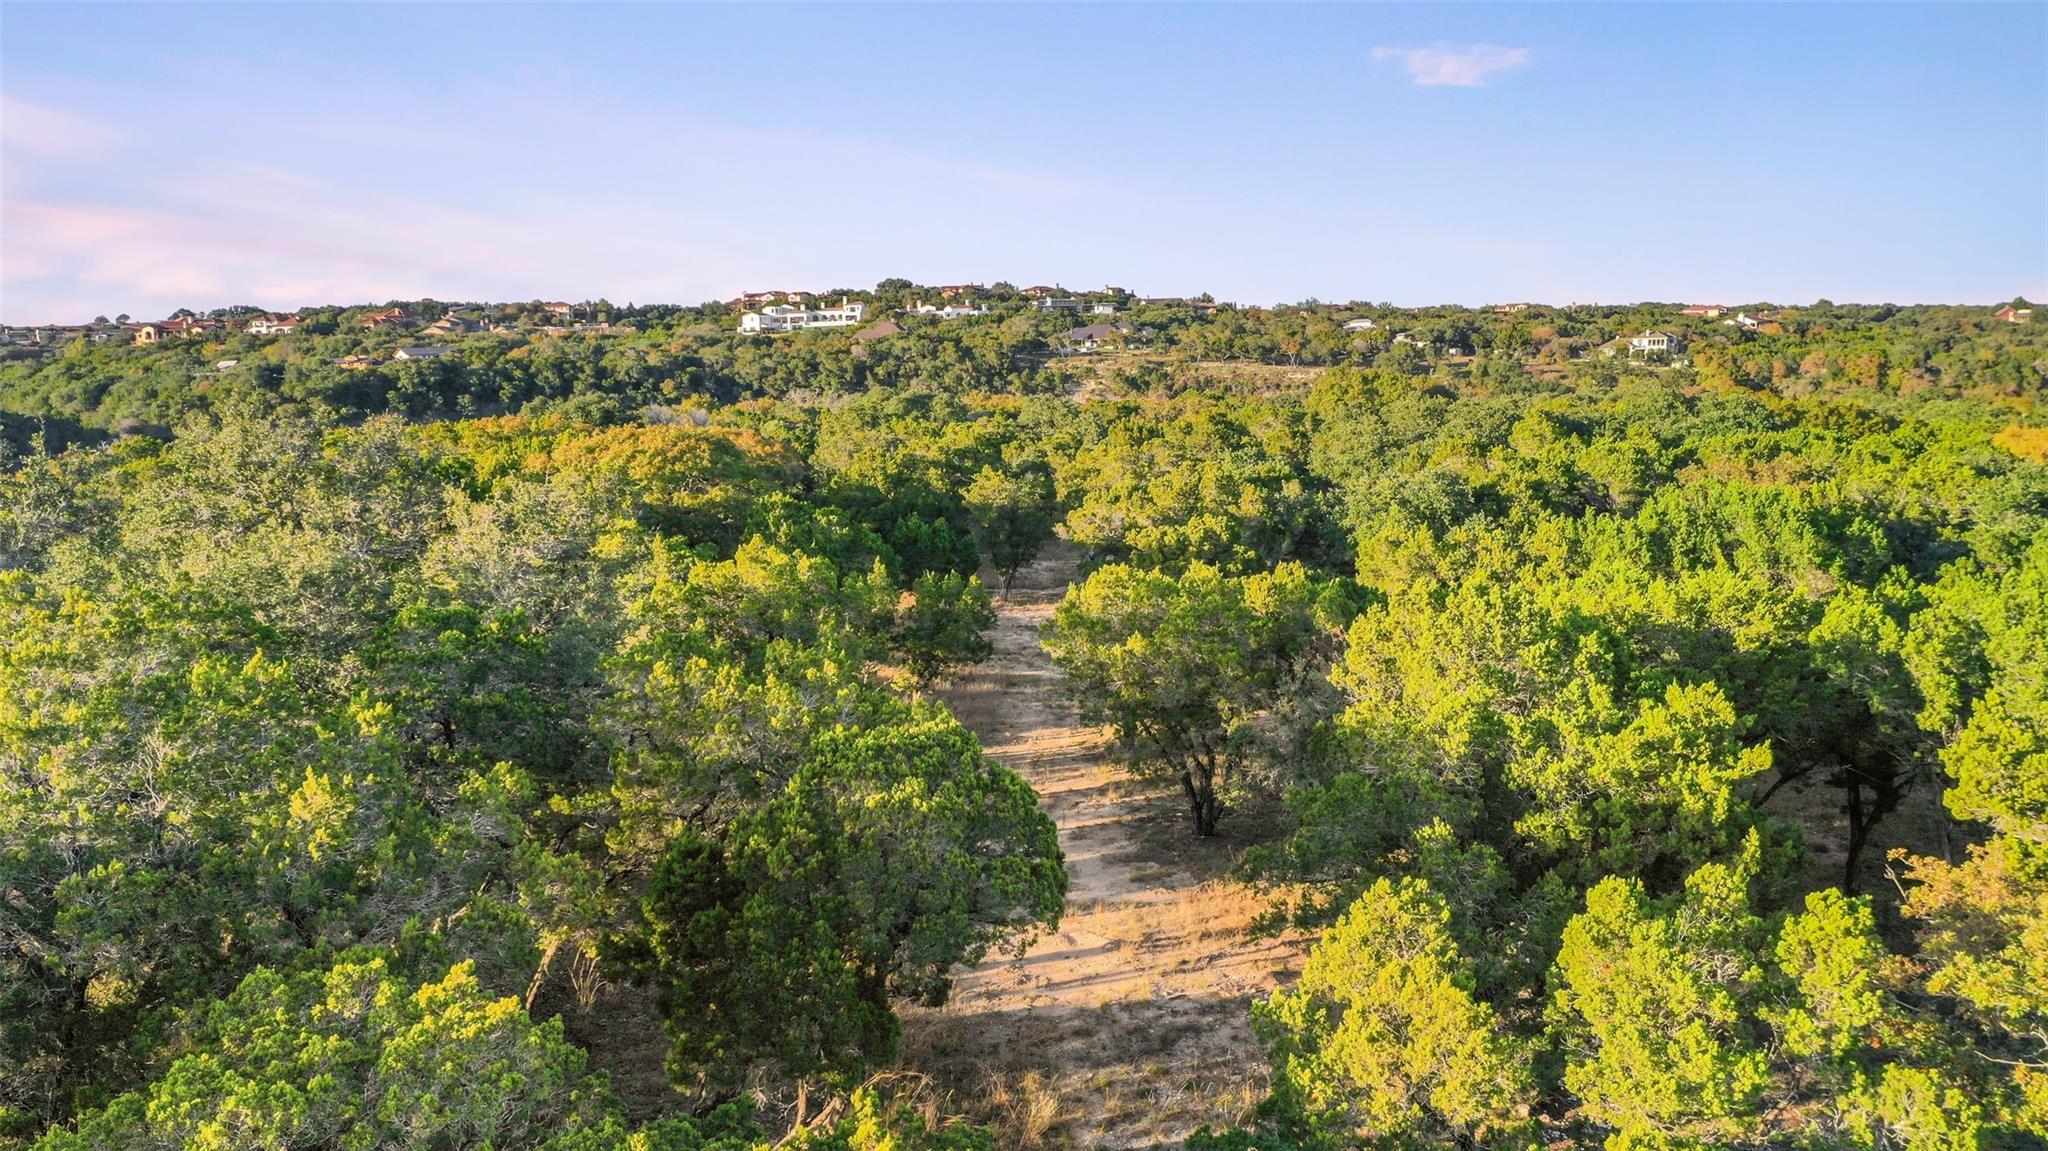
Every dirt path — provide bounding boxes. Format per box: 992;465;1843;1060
899;542;1306;1150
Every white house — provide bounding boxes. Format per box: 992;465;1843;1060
1036;298;1082;312
1723;312;1764;331
394;345;456;360
1343;318;1378;333
740;297;867;333
1627;331;1680;357
246;315;301;336
1090;302;1117;316
902;302;991;320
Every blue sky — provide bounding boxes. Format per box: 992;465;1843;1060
3;3;2044;323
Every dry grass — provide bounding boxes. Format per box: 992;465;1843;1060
899;1003;1274;1150
1084;880;1269;956
966;1068;1070;1149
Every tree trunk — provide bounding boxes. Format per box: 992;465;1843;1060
1177;759;1221;837
1844;773;1868;892
1195;787;1221;837
524;941;559;1012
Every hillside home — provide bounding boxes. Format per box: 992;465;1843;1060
1995;305;2034;324
1090;303;1117;315
423;315;478;338
739;297;867;333
361;308;411;330
1343;318;1378;333
394;345;455;361
938;284;983;299
1036;297;1082;312
903;302;991;319
18;325;122;348
1063;321;1138;353
134;318;210;344
246;314;301;336
1628;331;1681;357
1680;305;1728;318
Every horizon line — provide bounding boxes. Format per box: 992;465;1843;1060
6;291;2042;328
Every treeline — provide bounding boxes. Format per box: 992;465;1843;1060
3;340;2047;1148
2;295;2041;434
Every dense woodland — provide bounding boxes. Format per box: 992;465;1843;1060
5;292;2045;442
2;292;2046;1150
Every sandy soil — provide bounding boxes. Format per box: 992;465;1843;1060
898;542;1307;1150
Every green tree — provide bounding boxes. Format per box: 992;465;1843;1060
962;464;1055;596
1043;561;1336;836
617;712;1063;1099
1254;877;1534;1149
37;954;624;1151
889;571;995;690
1511;680;1772;887
1898;538;2048;1140
1548;848;1772;1149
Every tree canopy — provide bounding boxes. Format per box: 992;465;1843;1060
6;292;2047;1149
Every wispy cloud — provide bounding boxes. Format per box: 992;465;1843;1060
1371;43;1531;88
0;95;123;160
0;75;1198;322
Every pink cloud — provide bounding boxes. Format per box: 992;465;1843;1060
4;202;230;301
1371;44;1531;88
0;96;122;160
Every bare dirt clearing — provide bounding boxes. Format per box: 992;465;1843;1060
899;542;1307;1150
